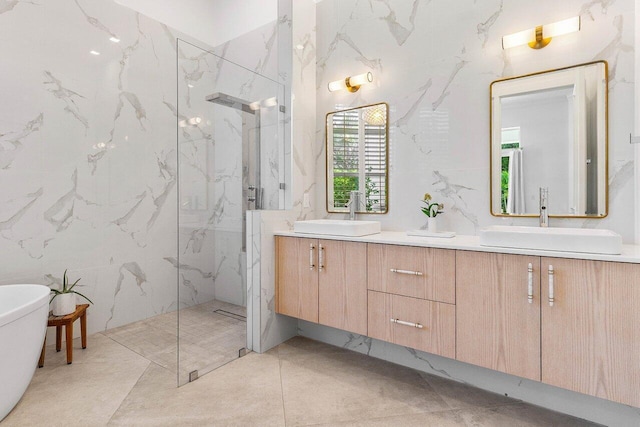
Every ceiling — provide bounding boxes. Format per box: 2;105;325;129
114;0;278;47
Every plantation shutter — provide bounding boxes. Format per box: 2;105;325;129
331;108;386;211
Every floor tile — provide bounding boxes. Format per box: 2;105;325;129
455;403;600;427
418;371;518;410
108;351;285;426
310;403;599;427
279;344;450;426
4;334;600;427
103;299;246;383
3;334;150;427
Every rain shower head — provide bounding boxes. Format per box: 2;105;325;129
205;92;257;114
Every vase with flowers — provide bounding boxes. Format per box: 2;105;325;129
420;193;444;233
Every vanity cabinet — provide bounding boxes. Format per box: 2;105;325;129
275;236;367;335
456;251;640;407
367;244;455;304
456;251;541;381
275;236;319;323
275;234;640;408
368;291;455;357
367;244;456;358
540;258;640;408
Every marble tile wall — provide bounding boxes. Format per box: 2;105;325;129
0;0;182;334
0;0;283;338
256;0;316;352
314;0;636;242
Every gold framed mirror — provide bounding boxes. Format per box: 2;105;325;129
326;103;389;214
490;61;608;218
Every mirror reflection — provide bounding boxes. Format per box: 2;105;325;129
490;61;608;217
326;103;388;214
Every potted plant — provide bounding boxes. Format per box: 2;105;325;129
50;270;93;316
421;193;444;233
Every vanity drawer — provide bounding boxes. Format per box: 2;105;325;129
368;291;455;358
367;244;455;304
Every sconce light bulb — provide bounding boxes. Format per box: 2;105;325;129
348;72;373;87
543;16;580;38
502;16;580;50
328;79;346;92
502;28;536;49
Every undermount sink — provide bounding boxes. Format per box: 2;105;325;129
294;219;381;237
479;225;622;255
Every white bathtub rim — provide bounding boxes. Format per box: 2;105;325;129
0;284;50;328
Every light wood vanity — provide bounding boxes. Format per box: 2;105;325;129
275;232;640;408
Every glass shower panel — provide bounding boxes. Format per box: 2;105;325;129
176;39;283;385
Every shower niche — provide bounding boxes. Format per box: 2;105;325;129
176;39;286;385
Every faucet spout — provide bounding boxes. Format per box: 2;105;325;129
539;187;549;228
347;191;362;221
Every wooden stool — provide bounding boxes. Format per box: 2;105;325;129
38;304;89;367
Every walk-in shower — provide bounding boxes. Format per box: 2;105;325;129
176;39;284;385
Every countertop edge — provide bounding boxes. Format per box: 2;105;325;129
273;230;640;264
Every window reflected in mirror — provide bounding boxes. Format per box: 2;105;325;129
326;103;388;214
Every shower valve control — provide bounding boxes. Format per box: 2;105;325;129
247;186;257;203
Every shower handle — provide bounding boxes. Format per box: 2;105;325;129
247;186;257;203
247;185;262;209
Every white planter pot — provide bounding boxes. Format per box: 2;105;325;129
52;293;76;316
428;217;438;233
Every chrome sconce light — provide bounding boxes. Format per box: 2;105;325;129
502;16;581;50
328;72;373;93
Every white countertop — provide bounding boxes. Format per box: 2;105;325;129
274;230;640;264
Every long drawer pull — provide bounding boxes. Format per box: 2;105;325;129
390;268;423;276
390;318;423;329
318;244;325;271
527;263;534;304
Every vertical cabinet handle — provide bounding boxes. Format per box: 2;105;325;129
548;265;554;307
527;263;533;304
309;244;315;270
318;244;325;271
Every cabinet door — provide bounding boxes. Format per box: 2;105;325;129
368;244;455;304
368;291;455;358
456;251;541;381
275;236;318;323
541;258;640;407
318;240;368;335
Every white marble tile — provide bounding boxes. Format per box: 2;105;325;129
313;0;635;242
0;0;285;342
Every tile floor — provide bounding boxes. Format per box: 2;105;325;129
103;299;246;384
3;334;598;426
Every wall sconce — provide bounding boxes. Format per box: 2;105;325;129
328;72;373;93
502;16;580;50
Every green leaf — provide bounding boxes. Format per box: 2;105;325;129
67;278;82;292
72;290;93;305
62;269;69;292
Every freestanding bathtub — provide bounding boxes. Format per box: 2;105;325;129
0;284;50;421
